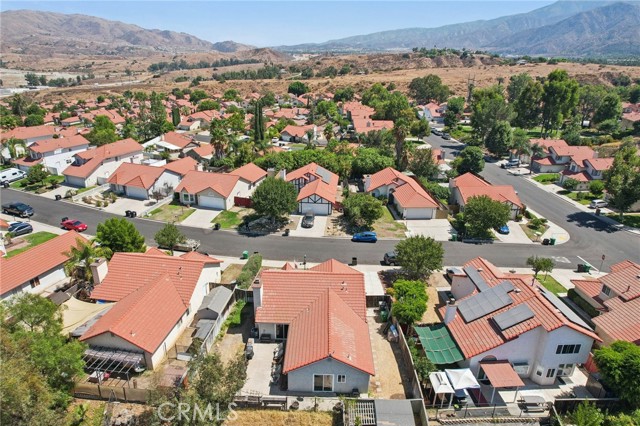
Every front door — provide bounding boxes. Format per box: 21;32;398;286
557;364;574;377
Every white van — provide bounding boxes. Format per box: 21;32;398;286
0;168;26;184
589;199;608;209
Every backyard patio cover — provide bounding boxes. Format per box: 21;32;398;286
479;360;525;388
415;324;464;364
445;368;480;391
429;371;455;407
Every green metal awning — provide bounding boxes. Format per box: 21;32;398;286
415;324;464;365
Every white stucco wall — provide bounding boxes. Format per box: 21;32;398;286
1;266;67;300
287;358;370;394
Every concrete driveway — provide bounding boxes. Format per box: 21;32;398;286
289;214;328;238
180;208;220;228
405;219;455;241
493;221;534;244
101;197;151;216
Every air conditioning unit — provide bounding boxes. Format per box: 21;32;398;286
512;362;530;375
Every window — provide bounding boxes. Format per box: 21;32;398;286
546;369;556;378
337;375;346;383
313;374;333;392
556;344;582;355
602;285;612;296
30;277;41;288
535;367;543;377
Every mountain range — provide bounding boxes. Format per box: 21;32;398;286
276;1;640;57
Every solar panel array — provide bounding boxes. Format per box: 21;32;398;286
493;303;535;330
539;287;592;329
458;285;513;322
464;266;490;292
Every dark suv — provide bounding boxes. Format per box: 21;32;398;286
2;202;34;217
383;251;398;266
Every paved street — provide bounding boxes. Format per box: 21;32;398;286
2;186;637;268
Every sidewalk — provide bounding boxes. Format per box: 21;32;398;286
527;207;570;245
525;175;640;236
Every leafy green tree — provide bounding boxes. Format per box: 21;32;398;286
512;79;543;129
589;180;604;196
526;255;555;279
391;279;428;328
410;119;430;137
485;120;513;157
333;87;355;102
409;148;438;179
95;218;146;257
189;89;208;103
23;114;44;127
86;115;118;146
569;401;604;426
351;148;394;176
251;177;298;222
629;85;640;104
444;96;465;129
408;74;451;104
26;163;49;186
578;85;607;125
511;128;531;162
148;91;172;138
171;107;180;127
594;341;640;408
541;70;579;137
154;223;185;255
464;195;510;238
470;85;513;145
342;193;383;229
197;99;219;111
593;93;621;125
395;235;444;279
453;146;485;175
597;118;619;134
561;119;583;146
252;101;265;143
223;89;239;101
507;73;533;103
604;143;640;218
562;177;579;191
287;81;308;96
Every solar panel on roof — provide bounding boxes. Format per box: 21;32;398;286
493;304;535;330
458;285;513;322
464;266;490;292
539;287;592;330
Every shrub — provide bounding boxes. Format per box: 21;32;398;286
589;180;605;196
528;218;545;229
236;253;263;289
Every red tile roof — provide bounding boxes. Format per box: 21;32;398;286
29;134;89;154
161;132;195;149
479;360;525;388
443;257;600;358
286;162;339;187
145;247;169;256
89;252;209;305
283;289;374;375
0;231;88;296
610;260;638;273
310;259;359;274
231;163;267;184
107;163;165;189
584;158;614;171
529;139;568;150
453;173;522;208
163;156;199;177
281;124;314;138
63;138;142;178
561;170;590;182
89;108;125;125
571;279;603;300
367;167;438;208
352;118;394;134
175;170;240;198
1;125;58;141
190;144;213;159
179;251;223;264
81;273;187;353
550;146;594;165
593;297;640;344
297;178;337;203
599;260;640;301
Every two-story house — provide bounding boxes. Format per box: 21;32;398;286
449;173;523;220
284;162;339;215
13;134;90;175
559;156;614;191
142;132;200;160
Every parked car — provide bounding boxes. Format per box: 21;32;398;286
2;202;34;217
441;132;451;140
301;211;315;228
501;159;520;169
0;168;26;185
431;129;443;136
245;338;255;360
497;224;510;235
7;221;33;236
352;231;377;243
61;219;88;232
383;251;398;265
589;199;608;209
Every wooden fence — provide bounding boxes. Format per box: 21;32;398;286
74;383;150;403
234;196;252;208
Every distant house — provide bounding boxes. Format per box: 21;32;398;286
441;257;600;386
231;163;268;197
571;260;640;346
449;173;523;220
341;101;394;134
365;167;439;220
13;134;90;175
280;125;316;143
284;162;339;215
0;231;88;300
186;143;214;164
253;259;374;393
175;170;241;209
177;110;221;131
1;125;59;145
142;132;200;160
63;138;143;188
422;102;446;123
86;109;126;128
108;162;183;200
621;102;640;130
82;250;222;370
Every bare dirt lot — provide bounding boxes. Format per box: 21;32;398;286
225;410;334;426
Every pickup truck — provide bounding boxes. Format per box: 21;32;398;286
159;239;201;252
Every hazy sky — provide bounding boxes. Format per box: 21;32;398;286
2;1;558;46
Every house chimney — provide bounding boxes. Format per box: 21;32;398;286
278;169;287;180
252;278;263;309
363;175;372;192
444;299;457;325
90;258;108;286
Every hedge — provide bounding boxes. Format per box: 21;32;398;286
567;289;599;318
236;253;263;289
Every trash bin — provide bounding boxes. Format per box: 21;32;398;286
131;211;137;218
352;257;358;266
381;309;389;322
577;264;585;272
549;237;556;246
125;210;132;217
242;250;249;259
451;234;457;242
55;194;62;201
584;264;592;273
595;208;601;216
542;238;550;245
213;223;220;230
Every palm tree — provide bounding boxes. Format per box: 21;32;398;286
210;125;228;161
63;239;111;299
529;143;545;175
393;119;410;170
511;129;531;163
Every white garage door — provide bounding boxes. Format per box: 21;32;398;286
199;195;225;210
404;208;434;220
299;202;331;216
126;186;149;200
65;176;87;188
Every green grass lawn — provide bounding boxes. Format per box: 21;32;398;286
519;223;549;242
212;210;243;229
606;213;640;229
565;191;599;206
537;275;566;295
10;176;65;192
533;173;560;185
6;231;58;258
76;186;96;194
149;202;195;222
372;207;407;238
